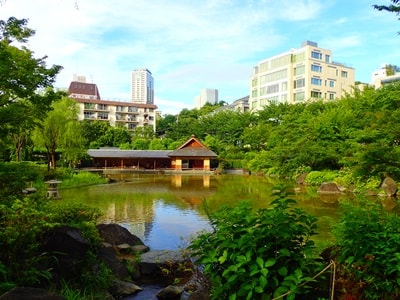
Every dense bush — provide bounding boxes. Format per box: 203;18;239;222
0;162;45;199
0;162;110;295
305;170;339;186
333;198;400;299
189;188;326;300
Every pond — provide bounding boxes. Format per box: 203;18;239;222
60;174;346;250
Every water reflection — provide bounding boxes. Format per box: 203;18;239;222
60;174;395;250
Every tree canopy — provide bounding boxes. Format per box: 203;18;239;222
0;17;64;153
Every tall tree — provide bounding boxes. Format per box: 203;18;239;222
33;97;84;170
0;17;63;146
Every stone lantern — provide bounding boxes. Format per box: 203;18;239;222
46;180;62;199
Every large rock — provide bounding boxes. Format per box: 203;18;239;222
97;245;130;280
380;176;398;197
109;279;142;297
156;285;184;300
317;182;341;194
96;223;145;247
296;173;308;185
0;287;65;300
139;250;192;283
41;225;90;279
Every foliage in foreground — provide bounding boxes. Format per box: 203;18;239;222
189;188;325;300
333;198;400;299
0;191;109;295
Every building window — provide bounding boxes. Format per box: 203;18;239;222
84;103;95;109
116;105;125;112
267;83;279;94
329;80;335;87
311;91;322;98
127;115;136;121
252;90;258;97
265;69;288;82
128;107;138;112
311;64;322;72
84;112;95;119
341;71;348;78
294;91;305;102
294;78;305;88
127;124;136;130
329;93;335;100
311;77;322;86
294;65;305;76
98;104;107;110
281;81;288;91
292;52;305;63
325;54;330;63
311;51;322;60
98;112;108;120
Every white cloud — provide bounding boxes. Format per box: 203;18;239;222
1;0;399;112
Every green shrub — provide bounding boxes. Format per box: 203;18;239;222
0;196;52;291
333;198;400;299
48;202;102;245
189;188;325;300
305;170;338;186
0;162;45;199
59;171;107;189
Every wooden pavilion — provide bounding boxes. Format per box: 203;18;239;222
87;135;218;171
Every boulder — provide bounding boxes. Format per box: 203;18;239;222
380;176;398;197
139;250;188;281
296;173;308;185
317;182;341;194
96;223;145;247
41;225;90;279
156;285;184;300
97;245;130;280
109;279;142;297
0;287;65;300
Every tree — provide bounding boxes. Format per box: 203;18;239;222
0;17;63;151
33;97;84;170
374;0;400;14
156;114;176;137
374;0;400;33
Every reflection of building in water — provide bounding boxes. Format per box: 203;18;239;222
171;175;211;188
171;175;182;187
103;198;155;241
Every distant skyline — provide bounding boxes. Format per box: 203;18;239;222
1;0;399;114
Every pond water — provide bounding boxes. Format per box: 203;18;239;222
60;174;347;249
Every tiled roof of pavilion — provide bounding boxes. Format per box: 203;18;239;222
88;148;170;158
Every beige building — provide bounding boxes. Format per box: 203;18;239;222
371;64;400;88
249;41;355;110
68;76;157;131
215;96;250;113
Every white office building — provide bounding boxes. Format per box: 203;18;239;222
195;88;218;109
131;68;154;104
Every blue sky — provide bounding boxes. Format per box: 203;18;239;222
1;0;398;114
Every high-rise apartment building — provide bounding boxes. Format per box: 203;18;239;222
131;68;154;104
249;41;355;110
194;88;218;109
68;75;157;131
